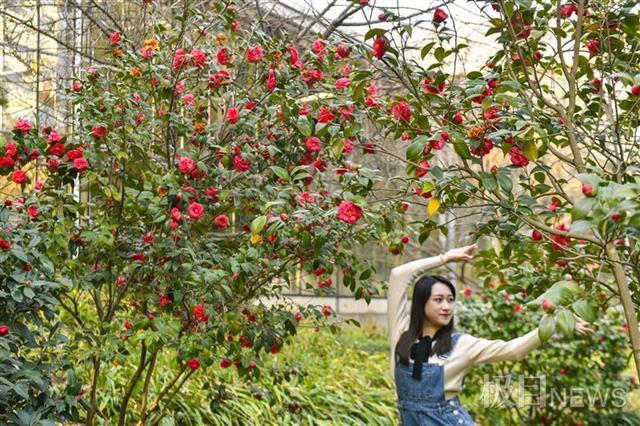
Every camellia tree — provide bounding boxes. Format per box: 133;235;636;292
0;2;412;423
345;0;640;378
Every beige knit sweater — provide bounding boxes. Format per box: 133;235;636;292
388;255;542;400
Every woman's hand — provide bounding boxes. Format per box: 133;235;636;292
443;244;478;264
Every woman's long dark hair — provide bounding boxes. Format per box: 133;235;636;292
395;275;456;366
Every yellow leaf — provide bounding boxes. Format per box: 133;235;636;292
427;198;441;217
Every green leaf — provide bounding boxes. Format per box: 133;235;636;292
571;197;595;220
496;171;513;194
364;28;386;41
453;141;472;160
569;219;594;232
556;309;576;337
420;42;436;59
250;216;267;234
406;137;428;161
344;123;362;138
538;316;555;342
270;166;289;181
522;140;538;160
572;300;596;323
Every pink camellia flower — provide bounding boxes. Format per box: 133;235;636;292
462;287;472;297
317;107;336;123
551;223;571;250
214;214;230;229
187;358;200;370
226;107;239;124
47;129;62;143
337;200;363;224
178;156;196;174
246;45;264;63
233;155;250;172
92;126;108;138
109;31;121;44
190;48;207;68
12;170;27;184
432;7;448;23
265;69;277;92
335;77;351;90
170;207;183;222
548;198;561;212
72;81;82;92
27;205;39;219
14;118;32;134
335;43;350;58
187;202;204;220
5;143;17;157
73;157;89;172
182;93;195;106
372;37;386;59
586;39;599;55
172;48;188;71
305;136;322;152
391;100;412;122
34;180;44;191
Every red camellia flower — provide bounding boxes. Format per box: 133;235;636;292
178;156;196;174
159;295;171;306
372;37;386;59
187;358;200;370
416;161;430;178
630;86;640;96
453;112;464;124
0;157;14;168
305;136;322;152
226;107;239;124
73;157;89;172
581;183;595;197
67;148;83;160
514;304;522;314
432;7;448;23
321;305;333;317
47;129;62;143
470;138;494;157
391;100;412;122
193;304;210;322
0;239;10;252
72;81;82;92
217;48;233;66
49;143;66;157
170;207;183;222
233;155;250;172
132;252;146;263
27;206;39;219
532;230;543;241
91;126;108;138
0;325;9;336
109;31;121;44
246;45;264;62
208;70;230;90
317;107;336;123
12;170;27;184
335;43;350;58
462;287;472;297
14;118;32;134
551;223;571;250
559;3;578;18
337;200;363;224
586;39;599;55
508;145;529;167
214;214;230;229
220;359;232;368
187;202;204;220
422;76;446;94
265;69;277;92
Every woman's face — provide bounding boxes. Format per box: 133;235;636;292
424;283;455;327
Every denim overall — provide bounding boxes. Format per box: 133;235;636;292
395;332;475;425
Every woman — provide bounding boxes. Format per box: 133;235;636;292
387;244;593;425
